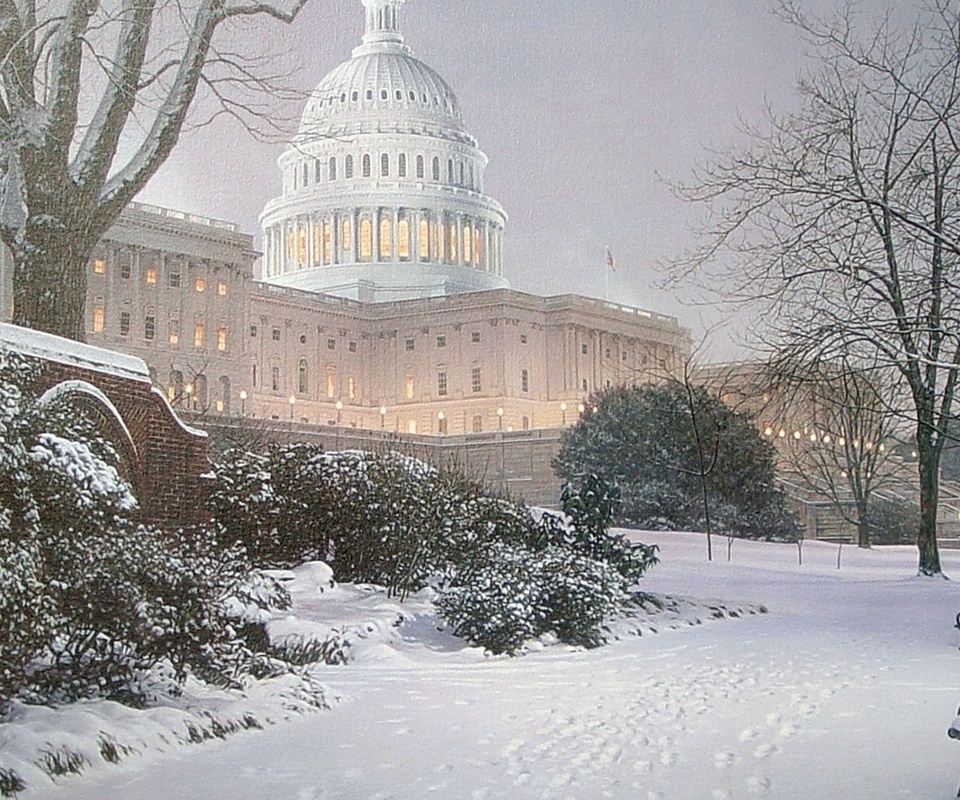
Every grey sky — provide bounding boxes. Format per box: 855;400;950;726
137;0;891;358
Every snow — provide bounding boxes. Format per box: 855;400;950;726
15;532;960;799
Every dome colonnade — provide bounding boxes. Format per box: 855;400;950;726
260;0;507;302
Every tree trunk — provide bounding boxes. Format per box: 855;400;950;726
854;497;870;549
916;439;943;576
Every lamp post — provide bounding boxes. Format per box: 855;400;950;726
239;389;247;416
560;402;567;426
184;382;193;410
578;403;585;415
437;410;445;434
380;405;387;429
497;406;504;430
288;394;296;420
335;400;343;424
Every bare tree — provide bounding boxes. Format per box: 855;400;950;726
0;0;308;342
674;1;960;575
769;357;904;548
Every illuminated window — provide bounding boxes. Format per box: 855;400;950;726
362;153;371;178
119;311;130;336
297;225;307;264
438;221;445;261
92;258;106;275
379;217;392;257
398;218;410;259
313;223;322;265
92;305;104;333
146;267;157;285
463;224;472;262
169;319;180;344
217;327;227;352
194;324;205;348
405;376;414;399
437;371;448;396
416;155;424;179
448;224;457;262
471;366;482;393
418;219;429;259
326;373;336;398
398;153;407;177
195;279;205;293
323;221;332;264
341;218;353;250
348;376;357;399
218;281;227;296
144;315;156;340
408;420;417;434
521;369;529;392
474;229;482;265
381;153;389;177
344;155;353;178
360;219;373;258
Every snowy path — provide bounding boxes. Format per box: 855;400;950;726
36;534;960;799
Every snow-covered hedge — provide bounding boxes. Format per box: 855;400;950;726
208;446;659;654
0;351;287;710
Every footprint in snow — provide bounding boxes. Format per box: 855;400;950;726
738;727;760;743
713;751;738;769
753;743;778;759
634;760;653;774
659;751;677;766
778;722;800;738
747;775;773;795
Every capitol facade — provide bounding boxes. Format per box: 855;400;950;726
0;0;691;439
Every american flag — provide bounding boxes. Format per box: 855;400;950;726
605;246;616;272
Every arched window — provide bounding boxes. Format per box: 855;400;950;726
315;159;321;183
345;154;354;178
432;156;440;182
298;359;308;394
437;221;446;261
362;154;371;178
416;155;424;179
366;88;373;100
312;222;322;265
341;218;353;250
447;158;454;183
418;219;430;260
474;228;482;265
351;90;358;102
380;153;389;177
463;223;472;262
359;219;373;258
297;225;307;264
398;218;410;259
459;162;465;185
303;162;309;187
379;217;392;258
449;223;458;262
322;221;332;264
329;157;337;181
398;153;407;178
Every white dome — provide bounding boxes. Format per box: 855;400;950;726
260;0;508;302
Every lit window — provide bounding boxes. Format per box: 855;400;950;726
326;374;336;398
521;369;530;392
437;371;448;396
195;279;205;293
217;327;228;352
398;218;410;259
92;258;106;275
408;420;417;434
144;315;156;340
472;366;482;393
218;281;227;297
379;217;392;257
297;225;307;264
436;335;446;348
360;219;373;258
463;224;472;262
194;324;205;348
474;229;482;264
448;225;457;262
418;220;429;259
405;338;415;351
438;221;446;261
323;221;332;264
146;268;157;285
92;305;104;333
471;331;480;343
169;319;180;344
348;376;357;399
119;311;130;336
405;376;414;399
342;218;353;250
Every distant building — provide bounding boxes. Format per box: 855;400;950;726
0;0;690;437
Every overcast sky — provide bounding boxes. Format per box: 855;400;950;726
137;0;893;359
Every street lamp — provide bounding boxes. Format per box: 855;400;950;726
438;410;445;434
335;400;343;424
578;403;585;415
560;402;567;426
497;406;504;430
288;394;296;419
380;405;387;429
184;382;193;410
239;389;247;416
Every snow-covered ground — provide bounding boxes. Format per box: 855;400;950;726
23;532;960;799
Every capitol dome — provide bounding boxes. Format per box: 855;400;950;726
260;0;508;302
